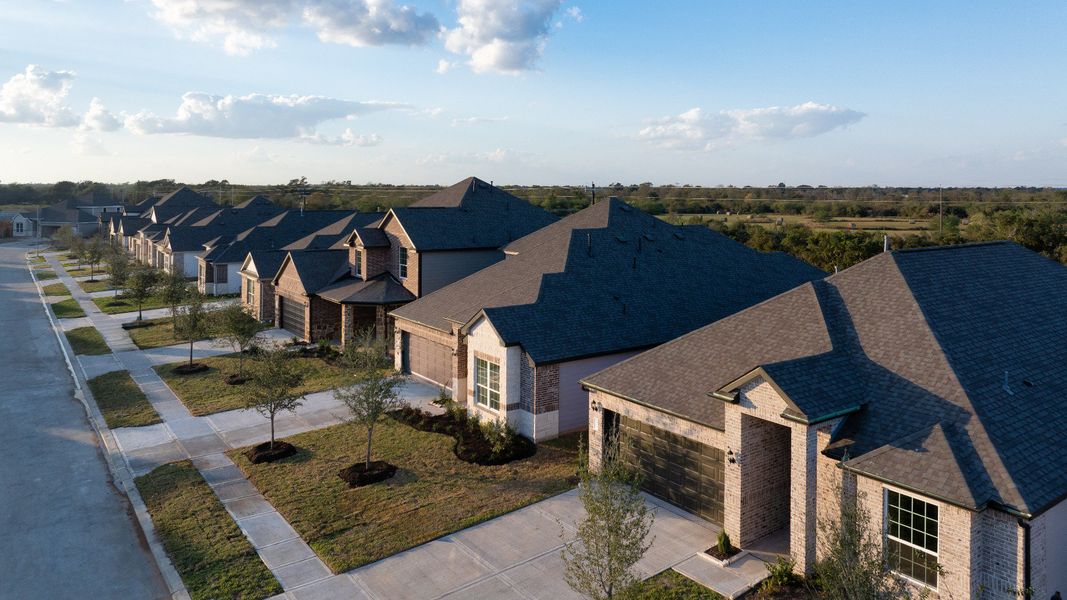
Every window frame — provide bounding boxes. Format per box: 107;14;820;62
474;357;501;411
884;487;940;590
245;277;255;306
398;246;408;279
354;248;362;277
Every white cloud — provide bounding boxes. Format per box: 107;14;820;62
450;115;509;126
444;0;564;74
565;6;583;22
149;0;438;55
81;98;121;131
341;128;383;146
70;132;110;156
303;0;439;47
435;59;454;74
125;92;402;139
0;65;79;127
638;101;865;151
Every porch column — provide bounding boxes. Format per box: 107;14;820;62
341;305;355;348
273;295;282;330
790;425;820;574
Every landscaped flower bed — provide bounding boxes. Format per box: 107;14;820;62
389;405;536;466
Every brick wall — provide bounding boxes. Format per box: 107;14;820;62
736;414;791;544
519;354;534;413
393;317;462;395
533;363;560;414
309;296;341;342
383;218;419;296
258;281;276;323
976;508;1026;598
364;246;389;279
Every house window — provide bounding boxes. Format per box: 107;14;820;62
354;249;362;277
245;278;255;306
886;489;939;588
474;357;501;410
15;222;23;233
216;264;228;284
398;247;408;279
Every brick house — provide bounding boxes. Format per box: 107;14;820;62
129;187;218;268
581;242;1067;598
276;176;557;347
391;198;824;441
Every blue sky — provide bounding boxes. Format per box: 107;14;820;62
0;1;1064;186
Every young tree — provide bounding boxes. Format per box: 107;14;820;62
85;236;105;280
814;482;918;600
70;234;86;267
172;288;211;368
336;329;405;469
54;225;75;251
216;303;261;377
158;270;189;320
247;348;306;449
106;245;130;289
561;438;654;600
124;266;158;321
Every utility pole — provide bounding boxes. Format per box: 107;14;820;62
939;186;943;237
590;181;596;206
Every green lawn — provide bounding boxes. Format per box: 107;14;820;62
65;266;107;278
87;371;162;428
64;326;110;355
157;353;356;416
79;279;115;293
28;254;46;264
51;298;86;318
92;294;173;315
35;270;57;281
42;282;71;297
229;419;580;573
135;462;282;600
626;570;724;599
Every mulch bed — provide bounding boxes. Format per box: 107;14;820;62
245;441;297;464
226;374;249;385
337;460;398;487
173;363;209;375
122;320;153;330
389;406;536;466
705;544;740;561
105;299;130;307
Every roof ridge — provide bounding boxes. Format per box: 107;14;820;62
893;240;1012;254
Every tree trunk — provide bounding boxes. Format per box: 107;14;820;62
365;425;374;469
188;338;194;366
137;300;143;321
270;414;275;450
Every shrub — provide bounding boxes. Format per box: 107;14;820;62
716;530;733;556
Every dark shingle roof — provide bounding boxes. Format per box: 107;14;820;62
317;273;416;305
147;187;218;222
203;210;360;264
388;177;557;251
392;198;824;364
583;241;1067;516
349;227;389;248
277;250;350;294
283;212;384;252
244;250;287;281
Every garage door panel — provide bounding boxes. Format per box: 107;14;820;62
280;296;304;337
617;415;724;525
405;333;452;389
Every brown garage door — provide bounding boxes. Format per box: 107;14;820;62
404;332;452;389
279;296;305;338
617;415;724;524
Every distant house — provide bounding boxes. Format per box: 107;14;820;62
581;242;1067;597
235;210;363;321
390;198;824;441
127;187;219;268
271;176;558;346
30;191;125;238
0;212;33;238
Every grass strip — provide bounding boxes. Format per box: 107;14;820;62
87;370;162;429
135;461;282;600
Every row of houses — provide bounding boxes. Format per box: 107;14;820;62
0;191;125;238
102;179;1065;597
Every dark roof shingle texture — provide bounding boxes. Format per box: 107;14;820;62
392;198;825;364
584;241;1067;516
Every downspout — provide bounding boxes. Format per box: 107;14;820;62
1018;518;1031;598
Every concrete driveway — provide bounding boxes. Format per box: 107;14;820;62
345;488;718;600
0;244;168;599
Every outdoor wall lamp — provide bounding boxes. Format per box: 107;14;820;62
727;448;739;465
590;400;601;413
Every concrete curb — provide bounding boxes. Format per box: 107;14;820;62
30;253;191;600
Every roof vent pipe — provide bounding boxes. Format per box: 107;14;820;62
883;235;889;252
1003;370;1014;396
586;233;592;256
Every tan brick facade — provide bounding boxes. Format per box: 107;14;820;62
383;217;419;297
241;276;275;322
